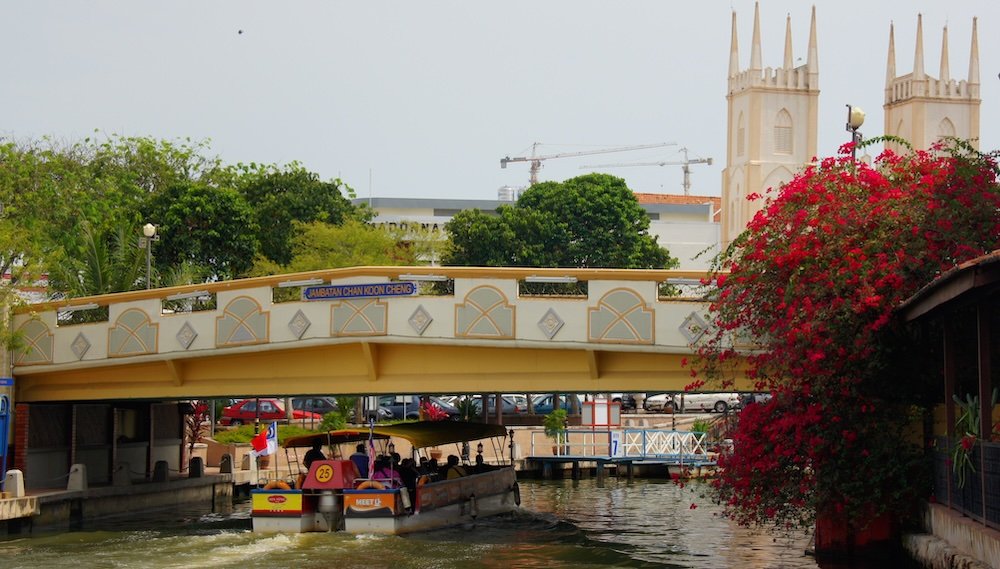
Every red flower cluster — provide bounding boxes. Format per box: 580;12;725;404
698;141;1000;529
420;401;449;421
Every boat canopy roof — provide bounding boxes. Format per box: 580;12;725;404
282;421;509;450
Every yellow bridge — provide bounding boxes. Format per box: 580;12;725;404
10;267;746;403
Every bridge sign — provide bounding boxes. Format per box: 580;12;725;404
0;378;12;387
303;282;417;301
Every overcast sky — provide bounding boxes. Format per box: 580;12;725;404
2;2;995;200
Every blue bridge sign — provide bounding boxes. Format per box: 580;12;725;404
303;282;417;301
0;378;12;387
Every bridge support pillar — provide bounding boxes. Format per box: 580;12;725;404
571;462;580;480
542;462;553;480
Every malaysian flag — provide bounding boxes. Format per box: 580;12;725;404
250;422;278;457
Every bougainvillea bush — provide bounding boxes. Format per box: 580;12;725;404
697;140;1000;529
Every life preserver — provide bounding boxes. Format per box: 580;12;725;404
416;475;431;487
263;479;291;490
356;480;385;490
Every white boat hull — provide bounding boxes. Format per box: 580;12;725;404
252;468;519;535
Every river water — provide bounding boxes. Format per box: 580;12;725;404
0;479;916;568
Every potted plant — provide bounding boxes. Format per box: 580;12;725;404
543;409;568;455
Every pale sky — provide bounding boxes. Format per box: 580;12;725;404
2;1;995;200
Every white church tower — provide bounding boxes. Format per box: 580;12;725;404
883;15;981;153
721;3;820;248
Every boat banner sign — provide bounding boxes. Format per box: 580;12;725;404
303;282;417;301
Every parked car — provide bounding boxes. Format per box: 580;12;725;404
644;392;741;413
470;394;523;415
291;396;338;416
531;394;581;414
607;393;638;411
292;396;393;422
220;398;322;426
376;395;460;420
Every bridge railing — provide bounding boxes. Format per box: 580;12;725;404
14;266;715;371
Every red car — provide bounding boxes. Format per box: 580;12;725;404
219;398;321;426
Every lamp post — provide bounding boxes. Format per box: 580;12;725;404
845;104;866;161
139;223;159;289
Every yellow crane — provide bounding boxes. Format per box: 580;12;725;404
501;142;676;186
582;147;713;195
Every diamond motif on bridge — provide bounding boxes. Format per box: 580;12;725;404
288;310;311;339
537;308;564;340
680;312;710;344
71;332;91;360
176;322;198;349
408;305;432;335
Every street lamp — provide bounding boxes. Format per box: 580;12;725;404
845;104;866;161
139;223;159;289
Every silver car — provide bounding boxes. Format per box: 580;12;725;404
644;392;741;413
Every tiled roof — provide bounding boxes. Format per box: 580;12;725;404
634;193;722;222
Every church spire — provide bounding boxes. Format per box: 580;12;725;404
729;10;739;77
886;21;896;86
913;14;925;80
939;25;950;82
806;5;818;79
750;1;762;70
969;17;980;85
783;14;793;69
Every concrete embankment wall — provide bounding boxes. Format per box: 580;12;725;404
903;504;1000;568
8;474;233;535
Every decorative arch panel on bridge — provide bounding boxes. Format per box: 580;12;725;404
10;267;753;402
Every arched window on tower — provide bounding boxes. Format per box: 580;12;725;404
938;117;956;142
774;110;793;155
737;113;745;157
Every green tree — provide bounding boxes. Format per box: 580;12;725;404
251;219;416;276
444;173;675;269
145;181;259;281
47;222;146;296
231;163;361;265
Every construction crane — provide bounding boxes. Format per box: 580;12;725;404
582;147;713;196
501;142;676;186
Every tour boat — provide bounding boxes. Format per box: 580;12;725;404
250;421;520;534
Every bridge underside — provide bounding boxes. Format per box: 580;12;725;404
14;341;750;402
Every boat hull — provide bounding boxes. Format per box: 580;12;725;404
250;467;520;535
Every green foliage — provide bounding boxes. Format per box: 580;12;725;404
952;389;998;488
444;173;676;269
144;180;260;280
230;162;359;265
543;409;568;441
212;423;317;444
250;220;415;276
690;418;712;434
319;411;348;432
47;222;146;295
454;397;480;421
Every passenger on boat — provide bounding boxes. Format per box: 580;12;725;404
426;457;440;476
371;456;404;488
442;454;468;480
398;458;420;491
472;454;495;474
350;443;369;478
303;440;326;469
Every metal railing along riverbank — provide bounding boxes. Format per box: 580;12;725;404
528;428;712;463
